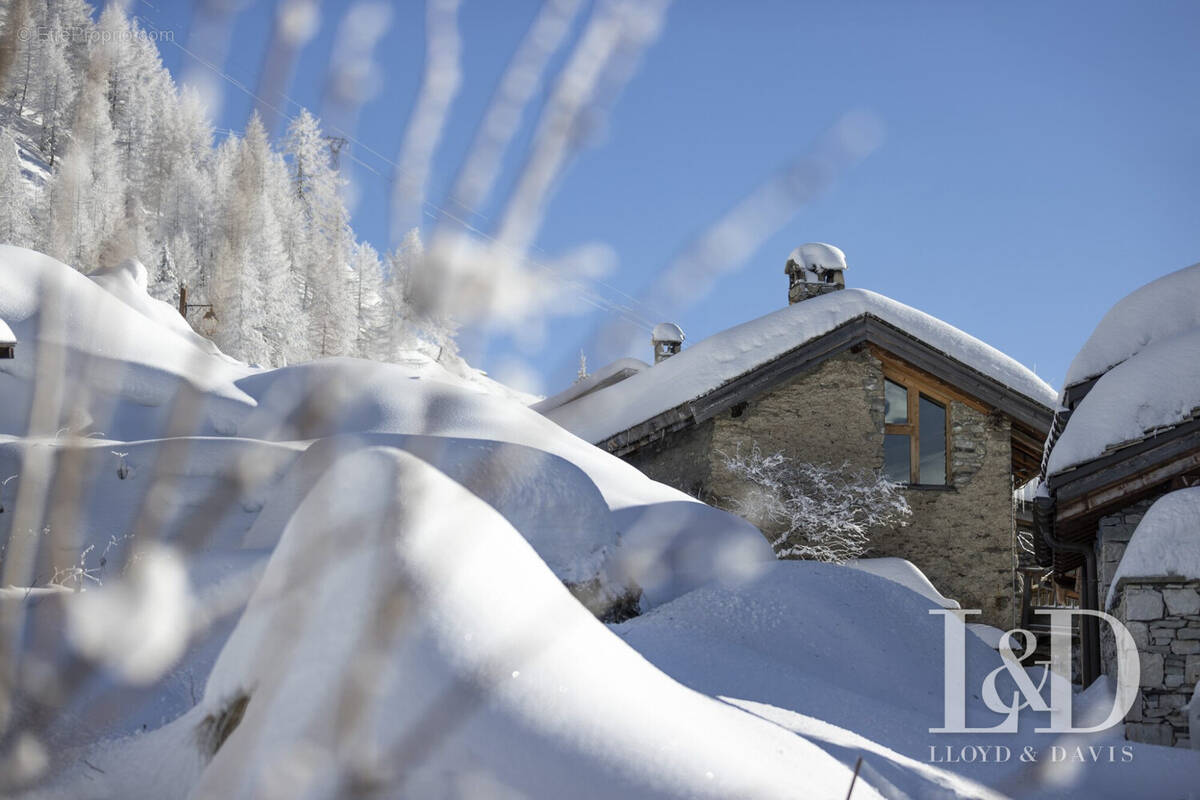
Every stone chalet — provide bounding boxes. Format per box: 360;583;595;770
543;244;1056;629
1036;262;1200;747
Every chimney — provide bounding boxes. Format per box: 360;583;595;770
785;243;846;304
651;322;685;363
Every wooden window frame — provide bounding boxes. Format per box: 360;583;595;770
883;373;952;487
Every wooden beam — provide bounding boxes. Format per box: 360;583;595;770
869;344;991;415
1057;448;1200;525
863;318;1053;433
1049;419;1200;497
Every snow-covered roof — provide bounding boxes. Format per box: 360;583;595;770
786;242;846;275
0;316;13;345
547;288;1057;444
530;357;649;415
1106;488;1200;608
1046;326;1200;475
1064;262;1200;390
651;322;685;344
1046;263;1200;475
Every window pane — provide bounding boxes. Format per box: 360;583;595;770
883;434;910;483
884;380;908;423
919;396;947;484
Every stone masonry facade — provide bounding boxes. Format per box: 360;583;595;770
1096;499;1158;622
623;348;1017;629
1097;498;1158;680
1112;579;1200;747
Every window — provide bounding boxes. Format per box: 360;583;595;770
883;377;949;486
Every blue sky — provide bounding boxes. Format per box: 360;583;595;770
138;1;1200;396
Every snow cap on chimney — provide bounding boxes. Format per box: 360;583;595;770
651;322;685;363
785;243;847;304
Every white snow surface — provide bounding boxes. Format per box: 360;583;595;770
54;450;870;800
0;246;255;421
651;322;685;343
0;246;771;613
844;556;961;609
787;242;847;275
965;623;1007;650
546;288;1056;443
87;257;236;363
1063;261;1200;389
9;247;1200;799
0;315;13;343
613;560;1200;799
1046;325;1200;474
1106;488;1200;608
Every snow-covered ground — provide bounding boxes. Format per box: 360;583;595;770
3;247;1198;798
3;110;53;193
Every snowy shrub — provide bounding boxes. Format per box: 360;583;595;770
112;450;130;480
196;690;251;761
718;444;911;562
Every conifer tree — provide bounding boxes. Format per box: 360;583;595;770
0;1;459;369
0;129;34;247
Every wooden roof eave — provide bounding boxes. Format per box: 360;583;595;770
1048;417;1200;535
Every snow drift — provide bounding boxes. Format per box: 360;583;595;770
52;449;870;799
6;246;1200;800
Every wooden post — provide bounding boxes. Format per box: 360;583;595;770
178;283;187;318
845;756;863;799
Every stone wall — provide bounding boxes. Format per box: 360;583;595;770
1113;579;1200;747
620;348;1018;629
871;404;1015;628
707;350;885;495
622;418;715;500
1097;498;1159;676
1097;499;1157;617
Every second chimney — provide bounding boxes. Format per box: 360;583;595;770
651;322;685;363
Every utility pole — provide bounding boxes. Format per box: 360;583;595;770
325;136;347;170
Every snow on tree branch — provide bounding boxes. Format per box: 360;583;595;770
718;444;911;562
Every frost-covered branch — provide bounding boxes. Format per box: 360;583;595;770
718;444;911;562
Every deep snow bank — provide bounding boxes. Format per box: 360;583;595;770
613;560;1200;799
2;246;778;793
52;449;874;800
0;246;255;439
0;246;771;614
